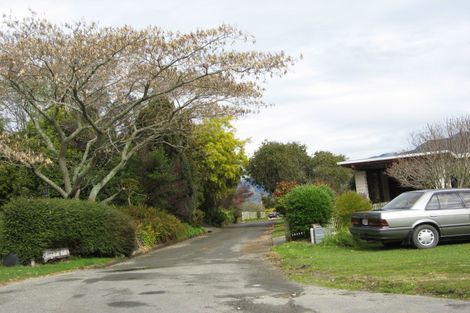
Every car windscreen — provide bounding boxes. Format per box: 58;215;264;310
381;192;425;210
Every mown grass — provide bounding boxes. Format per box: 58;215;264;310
0;257;116;285
272;219;286;238
273;241;470;299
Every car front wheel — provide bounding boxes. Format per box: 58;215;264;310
412;224;439;249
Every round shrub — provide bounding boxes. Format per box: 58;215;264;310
2;198;136;263
334;191;372;229
284;184;335;234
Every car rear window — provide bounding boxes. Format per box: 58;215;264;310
382;192;424;210
426;195;440;210
435;193;464;209
459;192;470;207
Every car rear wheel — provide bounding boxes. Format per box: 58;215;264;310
412;224;439;249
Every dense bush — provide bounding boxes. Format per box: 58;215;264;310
320;228;364;248
124;205;187;250
333;191;372;229
2;198;136;262
184;224;206;238
192;209;205;227
284;184;335;235
0;212;6;256
211;208;234;226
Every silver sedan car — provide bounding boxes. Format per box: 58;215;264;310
350;189;470;248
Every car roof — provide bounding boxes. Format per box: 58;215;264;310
409;188;470;194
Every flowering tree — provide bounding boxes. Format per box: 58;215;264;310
0;14;293;201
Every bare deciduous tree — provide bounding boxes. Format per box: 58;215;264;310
387;116;470;189
0;14;294;201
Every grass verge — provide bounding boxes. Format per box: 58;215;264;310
184;224;206;238
0;257;116;285
273;241;470;300
272;219;286;238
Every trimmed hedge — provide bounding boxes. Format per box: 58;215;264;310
284;184;335;235
2;198;136;262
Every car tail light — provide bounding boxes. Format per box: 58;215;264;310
351;218;360;225
368;219;389;228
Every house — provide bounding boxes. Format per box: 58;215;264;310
337;151;457;204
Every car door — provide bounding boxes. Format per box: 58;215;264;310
458;191;470;235
425;192;470;237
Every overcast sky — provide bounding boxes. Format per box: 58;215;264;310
2;0;470;160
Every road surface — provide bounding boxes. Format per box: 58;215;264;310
0;221;469;312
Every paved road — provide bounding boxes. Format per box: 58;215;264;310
1;222;469;313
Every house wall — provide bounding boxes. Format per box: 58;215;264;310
354;171;369;199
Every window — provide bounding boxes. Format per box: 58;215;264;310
382;192;424;210
426;196;440;210
459;192;470;207
436;193;464;210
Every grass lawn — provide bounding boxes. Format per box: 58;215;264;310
273;241;470;300
0;257;116;285
272;219;286;238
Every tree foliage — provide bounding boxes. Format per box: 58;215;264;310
191;117;248;222
0;14;293;201
311;151;353;192
225;183;254;221
0;164;42;206
247;141;313;192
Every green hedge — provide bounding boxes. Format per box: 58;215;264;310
0;212;6;256
2;198;136;262
124;205;187;250
284;184;335;235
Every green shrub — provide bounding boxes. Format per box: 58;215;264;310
221;209;235;225
2;198;136;262
124;205;187;250
0;212;6;256
136;223;157;248
334;191;372;229
192;209;205;227
320;228;366;248
184;224;206;238
153;211;187;242
210;208;234;226
284;184;335;235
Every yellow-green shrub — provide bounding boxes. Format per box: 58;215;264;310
334;191;372;229
124;205;187;250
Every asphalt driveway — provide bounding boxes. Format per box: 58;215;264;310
0;221;469;313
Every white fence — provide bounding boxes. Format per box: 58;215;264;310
241;211;266;221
